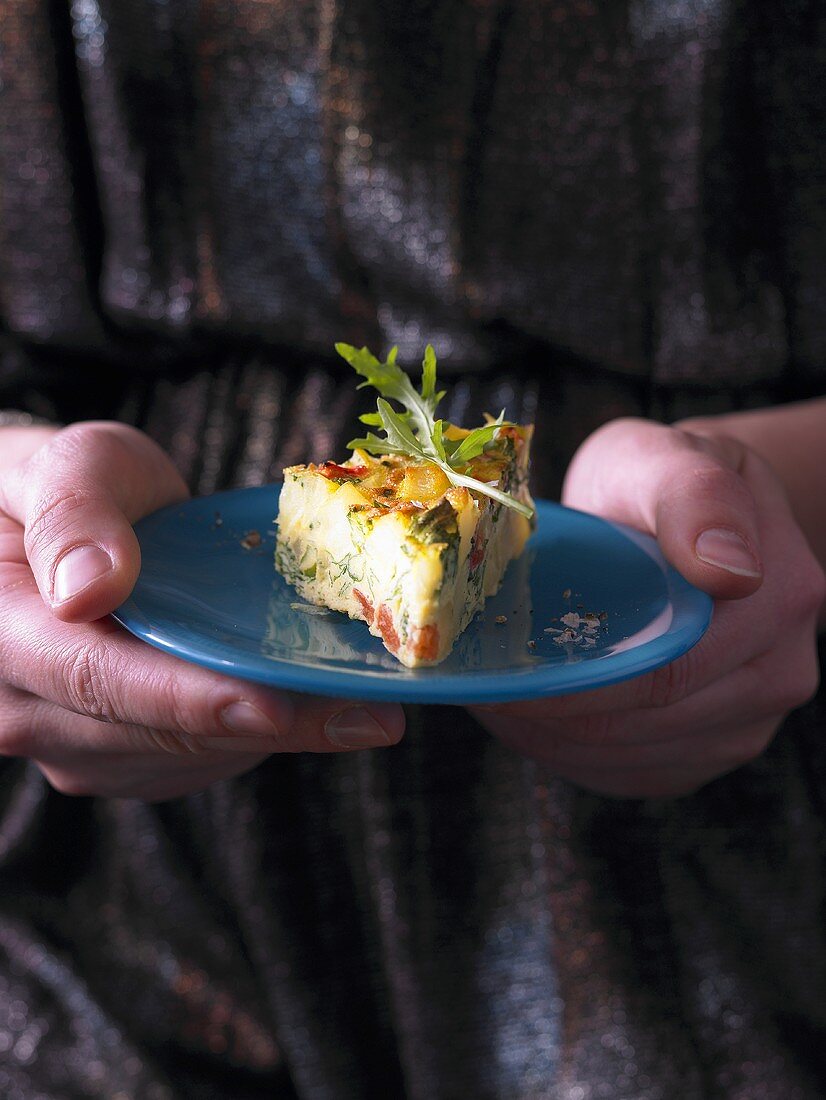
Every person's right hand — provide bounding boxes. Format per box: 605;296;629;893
0;422;404;801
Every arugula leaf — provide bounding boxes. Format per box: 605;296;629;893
338;342;533;518
431;418;447;462
335;342;439;447
448;412;507;465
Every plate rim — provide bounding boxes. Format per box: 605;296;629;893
113;485;713;704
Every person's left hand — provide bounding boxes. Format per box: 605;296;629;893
470;418;825;798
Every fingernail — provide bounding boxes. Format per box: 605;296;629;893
325;706;393;749
696;528;761;577
53;545;113;603
221;701;280;737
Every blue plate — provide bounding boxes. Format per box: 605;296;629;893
113;486;712;704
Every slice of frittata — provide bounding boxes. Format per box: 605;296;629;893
276;425;534;667
275;342;535;667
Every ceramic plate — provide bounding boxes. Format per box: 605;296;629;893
112;486;712;704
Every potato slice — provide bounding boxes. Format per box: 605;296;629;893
399;463;452;503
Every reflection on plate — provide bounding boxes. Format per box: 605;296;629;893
113;486;713;704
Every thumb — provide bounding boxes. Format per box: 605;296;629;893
562;418;763;600
0;421;189;621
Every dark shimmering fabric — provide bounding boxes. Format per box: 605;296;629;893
0;2;825;1098
1;0;825;382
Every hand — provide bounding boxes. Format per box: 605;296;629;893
0;422;404;800
471;418;825;798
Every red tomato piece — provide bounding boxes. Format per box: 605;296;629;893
412;624;439;662
320;462;368;479
352;587;375;625
377;604;400;653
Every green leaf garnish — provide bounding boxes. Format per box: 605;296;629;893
335;342;533;518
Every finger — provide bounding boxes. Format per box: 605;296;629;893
477;633;816;791
0;580;404;752
2;677;403;766
562;418;764;600
287;695;406;753
18;695;401;800
0;421;189;621
543;721;783;800
484;670;785;768
541;718;780;799
483;683;782;798
36;746;273;801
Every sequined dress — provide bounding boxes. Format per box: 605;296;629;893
0;2;825;1097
